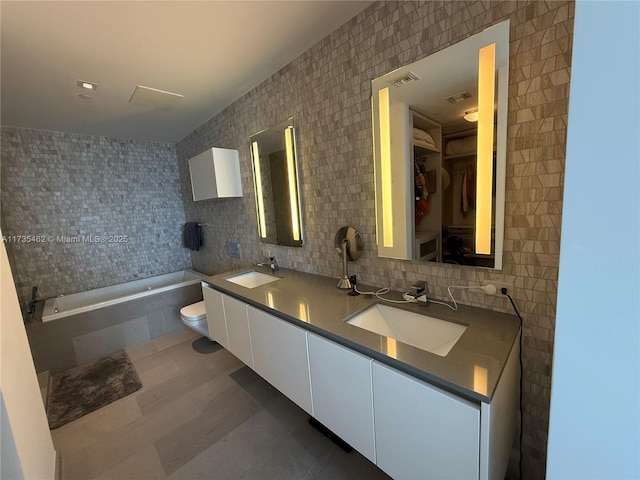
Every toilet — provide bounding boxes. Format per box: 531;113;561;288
180;301;212;340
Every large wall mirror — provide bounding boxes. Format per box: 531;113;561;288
372;20;509;269
250;118;304;247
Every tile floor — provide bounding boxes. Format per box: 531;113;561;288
51;328;391;480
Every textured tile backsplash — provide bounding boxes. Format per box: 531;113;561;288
0;128;191;308
175;2;574;478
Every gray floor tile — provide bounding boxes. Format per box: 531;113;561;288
135;364;219;415
303;448;392;480
154;385;261;475
52;394;142;456
167;435;245;480
187;373;238;411
290;419;344;464
52;329;392;480
240;433;317;480
229;366;282;408
261;395;310;434
83;393;200;478
93;445;166;480
221;409;290;471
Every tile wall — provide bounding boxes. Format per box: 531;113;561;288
0;128;192;309
176;2;574;478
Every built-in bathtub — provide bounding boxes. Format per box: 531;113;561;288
42;269;203;322
27;270;206;374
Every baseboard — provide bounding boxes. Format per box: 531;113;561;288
37;370;51;413
54;450;62;480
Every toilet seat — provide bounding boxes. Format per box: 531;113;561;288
180;301;206;323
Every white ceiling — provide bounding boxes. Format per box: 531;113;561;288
0;1;371;143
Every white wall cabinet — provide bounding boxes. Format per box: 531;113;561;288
372;361;481;479
222;295;254;369
202;285;228;349
188;147;242;201
247;305;313;415
307;333;376;463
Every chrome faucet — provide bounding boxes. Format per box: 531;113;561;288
258;256;279;273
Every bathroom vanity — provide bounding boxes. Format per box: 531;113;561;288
202;267;520;480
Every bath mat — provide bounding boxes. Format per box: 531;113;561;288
47;350;142;429
192;337;222;354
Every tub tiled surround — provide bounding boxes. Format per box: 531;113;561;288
176;2;573;477
0;128;192;309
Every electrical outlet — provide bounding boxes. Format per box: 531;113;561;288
482;279;513;294
227;242;241;258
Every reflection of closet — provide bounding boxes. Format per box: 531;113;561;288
442;129;477;263
410;110;441;261
442;127;496;266
442;128;477;228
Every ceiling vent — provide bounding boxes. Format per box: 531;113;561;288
129;85;184;110
392;71;420;87
446;92;472;103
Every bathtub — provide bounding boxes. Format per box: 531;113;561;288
29;269;206;374
42;269;204;322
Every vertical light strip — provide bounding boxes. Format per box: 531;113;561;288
378;87;393;247
284;127;300;241
473;365;488;396
266;290;275;309
298;300;309;323
251;141;267;238
476;43;496;255
386;338;397;359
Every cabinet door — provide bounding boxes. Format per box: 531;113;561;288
308;333;375;463
202;286;228;348
247;306;313;415
372;361;480;480
222;294;254;369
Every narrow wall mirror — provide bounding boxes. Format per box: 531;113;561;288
250;118;304;247
372;20;509;269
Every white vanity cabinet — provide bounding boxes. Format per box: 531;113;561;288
247;306;313;415
202;285;229;349
372;361;481;480
222;295;254;369
202;279;519;480
307;333;376;463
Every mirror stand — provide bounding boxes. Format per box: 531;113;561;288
334;226;363;290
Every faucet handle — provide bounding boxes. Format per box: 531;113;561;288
410;280;427;297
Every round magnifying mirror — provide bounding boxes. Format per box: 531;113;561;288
334;226;363;262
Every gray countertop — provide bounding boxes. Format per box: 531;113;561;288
202;267;520;404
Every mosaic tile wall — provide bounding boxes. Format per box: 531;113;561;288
0;127;192;310
176;2;574;477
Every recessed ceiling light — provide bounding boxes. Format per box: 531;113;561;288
77;80;97;90
78;94;92;100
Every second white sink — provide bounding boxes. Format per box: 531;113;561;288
346;304;467;356
225;271;280;289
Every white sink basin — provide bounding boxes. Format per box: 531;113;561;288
346;304;467;356
225;271;280;289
